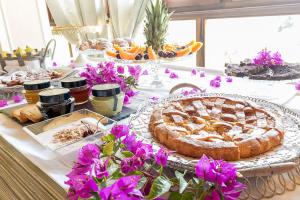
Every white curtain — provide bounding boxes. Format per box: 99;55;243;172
46;0;108;44
108;0;150;39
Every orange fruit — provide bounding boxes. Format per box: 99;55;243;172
147;46;157;60
186;40;196;47
163;44;176;51
106;50;117;58
191;42;203;53
176;46;192;57
127;44;139;53
113;44;122;51
119;49;136;60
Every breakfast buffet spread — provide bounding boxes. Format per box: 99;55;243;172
2;34;300;199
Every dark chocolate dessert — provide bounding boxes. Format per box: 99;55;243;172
225;62;300;80
225;49;300;80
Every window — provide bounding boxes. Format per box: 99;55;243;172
205;15;300;69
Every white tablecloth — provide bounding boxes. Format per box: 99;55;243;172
1;66;300;199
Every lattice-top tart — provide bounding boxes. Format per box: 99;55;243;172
149;97;284;161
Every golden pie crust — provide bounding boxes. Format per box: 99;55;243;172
149;97;284;161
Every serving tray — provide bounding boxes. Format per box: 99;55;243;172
129;93;300;173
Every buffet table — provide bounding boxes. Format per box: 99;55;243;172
1;66;300;199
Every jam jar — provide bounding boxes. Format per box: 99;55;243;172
61;77;89;105
38;88;75;119
90;84;124;117
23;80;50;104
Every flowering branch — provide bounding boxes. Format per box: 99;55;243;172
80;62;144;104
65;124;246;200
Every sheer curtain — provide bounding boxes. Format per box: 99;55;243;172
108;0;150;39
46;0;108;44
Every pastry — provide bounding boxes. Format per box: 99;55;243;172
20;104;43;123
12;108;28;123
149;97;284;161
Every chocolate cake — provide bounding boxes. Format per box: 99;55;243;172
225;61;300;80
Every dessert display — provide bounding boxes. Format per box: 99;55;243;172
38;88;75;119
12;104;43;123
23;80;51;104
0;70;63;88
61;77;89;105
105;40;202;61
79;38;113;51
149;96;284;161
90;84;125;117
225;49;300;80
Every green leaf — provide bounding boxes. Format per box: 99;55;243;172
193;177;200;185
168;192;194;200
111;168;122;179
102;134;115;142
91;192;101;200
175;171;188;194
146;176;172;199
103;141;115;156
121;151;134;158
137;176;147;190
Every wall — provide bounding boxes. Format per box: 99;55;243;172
0;0;51;51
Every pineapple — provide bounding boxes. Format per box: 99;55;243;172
144;0;173;52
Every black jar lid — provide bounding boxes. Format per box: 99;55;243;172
39;88;71;104
61;77;87;88
24;80;51;90
92;84;121;97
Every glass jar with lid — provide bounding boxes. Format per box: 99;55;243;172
61;77;89;105
38;88;75;119
90;84;124;117
23;80;51;104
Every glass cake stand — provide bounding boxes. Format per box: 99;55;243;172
112;55;195;89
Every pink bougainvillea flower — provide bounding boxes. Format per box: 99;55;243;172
99;175;143;200
65;175;98;200
215;75;222;82
295;82;300;91
124;95;130;104
111;124;130;139
12;94;23;103
191;69;197;76
128;65;142;80
117;66;125;74
77;144;100;165
155;147;169;167
181;88;200;96
149;96;159;102
94;159;109;179
164;68;170;74
169;72;178;79
210;79;221;88
195;155;246;199
52;61;58;67
226;77;233;83
271;51;284;65
0;99;8;107
200;72;205;77
142;69;149;75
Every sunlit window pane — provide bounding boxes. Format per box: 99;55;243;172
205;15;300;69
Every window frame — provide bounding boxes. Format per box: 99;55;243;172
170;1;300;67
